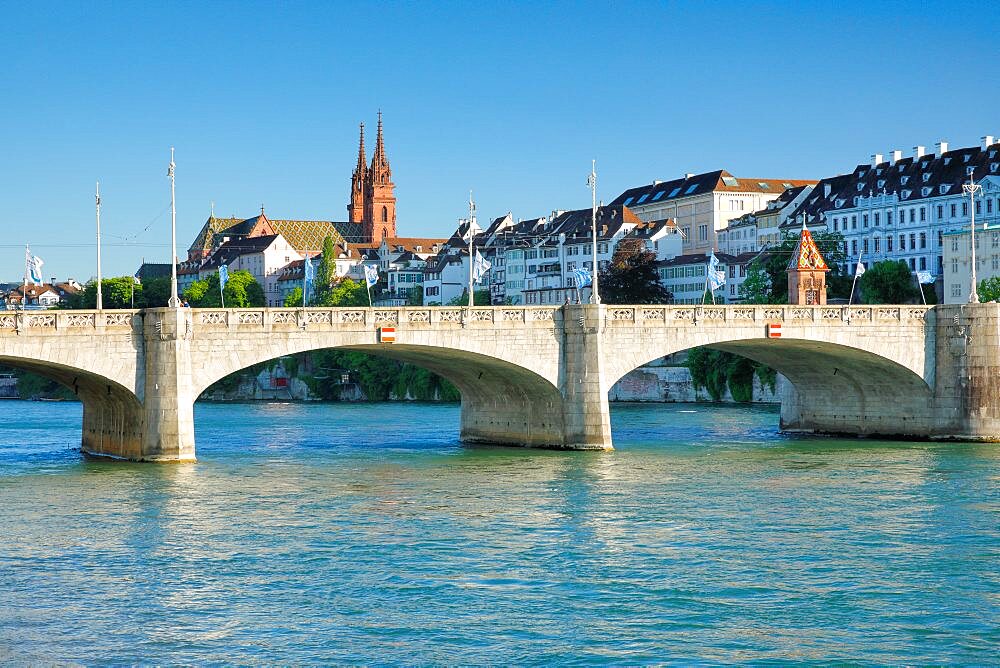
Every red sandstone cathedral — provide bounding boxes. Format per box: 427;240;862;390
347;111;397;242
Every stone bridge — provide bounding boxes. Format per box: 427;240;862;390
0;303;998;461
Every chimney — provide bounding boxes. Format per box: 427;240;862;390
983;135;996;150
685;173;694;179
653;180;663;185
871;153;883;167
50;277;56;285
913;145;926;159
935;141;949;156
824;183;832;197
890;149;902;165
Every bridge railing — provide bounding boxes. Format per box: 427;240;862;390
603;304;932;325
0;309;139;334
190;306;564;329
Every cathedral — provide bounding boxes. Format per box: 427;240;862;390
347;112;397;243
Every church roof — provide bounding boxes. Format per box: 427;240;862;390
787;226;829;272
188;215;364;257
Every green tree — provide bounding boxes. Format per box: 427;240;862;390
739;231;849;303
977;276;1000;302
184;270;265;307
137;276;173;308
446;289;490;306
61;276;142;309
315;277;369;307
313;236;337;305
284;286;304;307
684;347;775;403
598;238;672;304
406;285;424;306
858;260;920;304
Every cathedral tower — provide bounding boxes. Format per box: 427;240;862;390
347;122;367;224
362;111;397;241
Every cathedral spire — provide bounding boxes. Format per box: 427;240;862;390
369;110;391;183
355;122;367;178
347;121;368;223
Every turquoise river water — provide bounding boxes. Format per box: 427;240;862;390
0;400;998;664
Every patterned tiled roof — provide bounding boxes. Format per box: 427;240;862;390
188;215;364;257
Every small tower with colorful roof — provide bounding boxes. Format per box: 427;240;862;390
786;220;829;305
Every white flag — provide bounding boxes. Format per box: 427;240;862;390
854;259;866;277
707;252;725;290
25;248;44;284
364;264;379;288
472;250;491;282
916;271;934;284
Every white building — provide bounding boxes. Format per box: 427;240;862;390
656;251;756;305
786;137;1000;288
942;219;1000;304
200;234;302;306
611;171;816;255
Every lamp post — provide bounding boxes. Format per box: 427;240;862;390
964;175;983;304
587;160;600;304
467;190;476;308
167;147;180;308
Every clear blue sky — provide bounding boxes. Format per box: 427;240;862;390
2;0;998;281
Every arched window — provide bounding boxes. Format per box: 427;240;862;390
381;206;388;223
382;228;388;239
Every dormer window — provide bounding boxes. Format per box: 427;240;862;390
898;163;905;171
923;173;931;182
992;162;999;173
901;189;911;199
853;196;860;206
637;194;649;204
877;179;886;189
876;168;883;176
900;176;909;185
856;182;865;192
940;184;951;194
944;157;952;166
964;154;971;163
922;187;932;197
835;198;845;208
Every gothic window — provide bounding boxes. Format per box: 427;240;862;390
382;228;388;239
382;206;388;223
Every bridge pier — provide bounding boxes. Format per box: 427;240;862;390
560;304;613;450
134;308;196;461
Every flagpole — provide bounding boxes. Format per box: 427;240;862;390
95;181;103;310
167;147;180;308
366;276;373;308
467;191;475;309
915;273;927;305
219;271;225;309
23;244;29;314
849;254;862;306
588;160;600;304
302;256;308;308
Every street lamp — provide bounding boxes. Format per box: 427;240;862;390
588;160;600;304
963;175;983;304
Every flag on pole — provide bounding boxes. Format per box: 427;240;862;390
133;276;141;285
571;267;592;288
472;250;491;283
304;256;315;283
26;249;43;284
707;252;725;290
364;264;379;288
916;271;934;284
218;263;230;289
854;259;866;277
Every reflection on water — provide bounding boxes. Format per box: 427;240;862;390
0;400;998;663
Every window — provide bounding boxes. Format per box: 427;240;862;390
874;237;881;253
951;204;957;217
851;239;858;254
952;239;959;252
652;191;665;201
851;215;857;230
684;184;698;195
976;200;982;214
910;233;916;249
952;284;962;297
909;209;916;223
963;201;969;216
623;197;634;206
920;207;926;222
919;257;926;271
730;284;736;296
988;199;994;214
833;219;839;232
899;234;906;250
669;187;681;198
698;225;708;241
937;204;944;219
381;206;388;223
637;194;649;204
863;238;869;254
874;212;880;226
920;232;927;249
938;231;943;247
909;258;916;270
863;214;869;227
952;258;959;273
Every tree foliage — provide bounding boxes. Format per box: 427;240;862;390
314;277;369;307
685;348;775;402
446;289;491;306
858;260;920;304
598;238;672;304
978;276;1000;303
183;270;265;308
61;275;176;309
406;285;424;306
313;235;337;305
739;231;850;304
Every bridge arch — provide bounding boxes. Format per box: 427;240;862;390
602;306;936;439
190;338;567;449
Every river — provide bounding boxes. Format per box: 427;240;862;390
0;400;997;663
